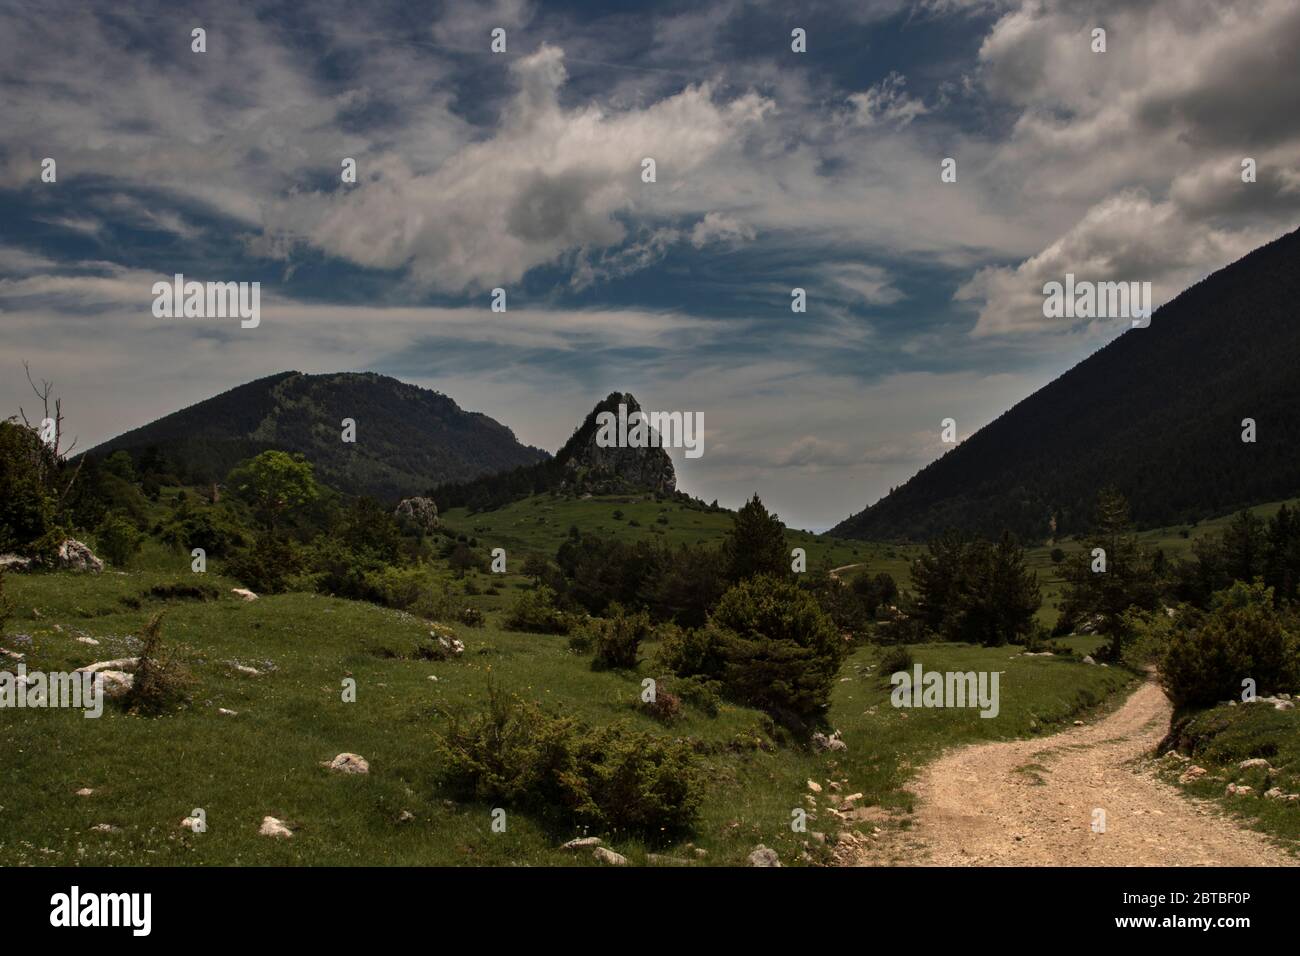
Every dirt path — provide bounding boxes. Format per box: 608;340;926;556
851;679;1296;866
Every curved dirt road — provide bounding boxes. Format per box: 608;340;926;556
853;679;1296;866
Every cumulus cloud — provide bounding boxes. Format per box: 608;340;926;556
260;45;773;291
954;0;1300;338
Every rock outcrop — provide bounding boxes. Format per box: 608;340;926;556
558;393;677;495
394;497;440;534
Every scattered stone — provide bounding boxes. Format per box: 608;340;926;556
0;554;32;572
1238;758;1271;770
0;647;24;661
231;588;258;601
806;779;822;793
692;848;708;858
398;810;415;823
747;844;781;867
427;675;439;682
812;730;847;753
233;664;261;676
1226;783;1253;796
646;853;693;866
1264;788;1300;802
592;846;627;866
810;831;827;845
217;708;238;717
180;815;203;831
561;836;602;851
259;816;293;839
327;753;370;775
57;539;104;573
75;636;100;646
90;823;118;833
1179;765;1207;784
836;831;861;846
1073;720;1085;726
1082;655;1097;666
75;788;94;797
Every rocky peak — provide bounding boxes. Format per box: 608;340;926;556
557;393;676;495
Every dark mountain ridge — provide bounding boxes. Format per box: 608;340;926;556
832;225;1300;542
83;371;548;501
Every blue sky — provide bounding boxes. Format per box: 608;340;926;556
2;0;1298;529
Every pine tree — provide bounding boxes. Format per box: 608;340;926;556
1060;488;1159;659
721;493;788;582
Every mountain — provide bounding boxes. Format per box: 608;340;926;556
832;225;1300;542
433;392;677;511
83;371;548;501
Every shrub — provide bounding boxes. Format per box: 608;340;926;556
590;603;653;670
457;606;485;628
877;645;914;682
124;614;195;716
96;511;144;568
434;686;702;836
666;574;845;731
0;568;13;633
640;683;682;723
670;674;722;717
227;533;301;594
504;585;570;634
0;419;63;559
1160;582;1298;709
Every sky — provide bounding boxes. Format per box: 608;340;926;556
2;0;1298;530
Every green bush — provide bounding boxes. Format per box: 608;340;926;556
665;574;845;731
95;511;144;568
590;603;653;670
877;645;914;682
0;419;63;559
0;568;13;633
434;686;702;836
227;533;302;594
1160;582;1299;709
504;585;570;634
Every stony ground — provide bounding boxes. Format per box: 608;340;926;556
851;679;1297;867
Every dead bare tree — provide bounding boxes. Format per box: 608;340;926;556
16;361;83;507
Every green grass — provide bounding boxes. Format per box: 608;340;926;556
1155;702;1300;854
440;493;919;583
0;563;1135;866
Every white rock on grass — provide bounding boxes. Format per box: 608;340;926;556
75;636;100;646
560;836;602;850
96;671;135;699
592;846;627;866
327;753;370;775
218;708;239;717
1238;758;1271;770
58;539;104;573
747;844;781;867
75;658;139;674
231;588;258;601
232;664;261;677
259;816;293;839
181;815;204;831
75;788;95;797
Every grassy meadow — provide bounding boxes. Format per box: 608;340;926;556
0;549;1130;866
